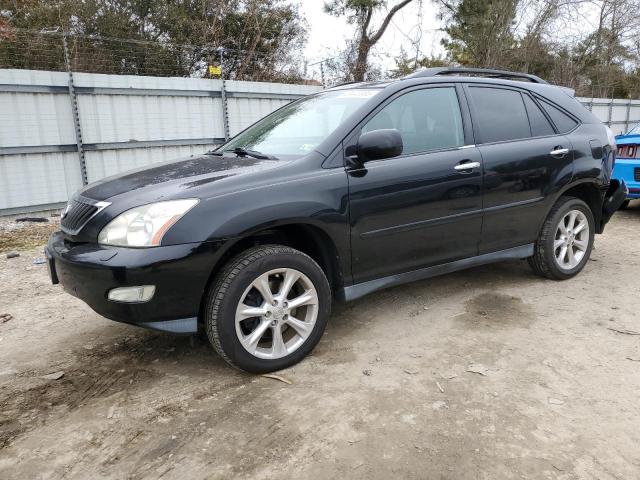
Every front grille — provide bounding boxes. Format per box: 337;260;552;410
60;197;105;234
635;168;640;182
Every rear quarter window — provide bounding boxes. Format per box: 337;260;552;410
538;99;578;133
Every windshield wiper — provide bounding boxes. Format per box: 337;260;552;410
224;147;275;160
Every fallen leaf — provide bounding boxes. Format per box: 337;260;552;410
466;364;489;376
42;371;64;380
403;368;419;375
362;369;372;376
436;381;444;393
261;373;292;385
548;397;565;405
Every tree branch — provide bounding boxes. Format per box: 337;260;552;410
361;7;373;42
370;0;414;44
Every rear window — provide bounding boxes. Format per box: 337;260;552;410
468;87;530;143
523;94;555;137
538;99;578;133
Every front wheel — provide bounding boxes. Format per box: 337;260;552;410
528;196;595;280
204;245;331;373
619;199;631;210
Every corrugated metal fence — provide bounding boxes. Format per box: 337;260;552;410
1;69;639;214
0;69;321;214
582;97;640;136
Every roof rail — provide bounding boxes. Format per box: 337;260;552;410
404;67;548;84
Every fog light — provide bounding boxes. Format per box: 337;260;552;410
108;285;155;303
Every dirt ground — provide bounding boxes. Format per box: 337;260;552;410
1;208;639;480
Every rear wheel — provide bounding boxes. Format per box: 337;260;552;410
528;196;595;280
619;200;631;210
204;245;331;373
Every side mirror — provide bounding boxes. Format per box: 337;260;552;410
357;129;403;162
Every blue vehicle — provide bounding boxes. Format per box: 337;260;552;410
613;123;640;209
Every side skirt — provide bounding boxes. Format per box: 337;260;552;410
340;244;534;302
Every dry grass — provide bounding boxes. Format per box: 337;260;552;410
0;222;59;253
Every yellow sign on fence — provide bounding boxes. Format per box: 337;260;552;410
208;65;222;76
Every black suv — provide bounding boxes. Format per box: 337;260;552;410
46;67;627;373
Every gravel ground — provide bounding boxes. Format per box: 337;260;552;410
0;213;59;252
0;207;639;479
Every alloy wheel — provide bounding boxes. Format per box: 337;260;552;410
553;209;590;270
235;268;319;359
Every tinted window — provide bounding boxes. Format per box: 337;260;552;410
539;99;578;133
469;87;530;143
523;94;555;136
362;87;464;155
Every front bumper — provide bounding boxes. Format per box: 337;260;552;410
45;232;223;334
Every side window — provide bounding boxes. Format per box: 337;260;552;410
538;99;579;133
468;87;530;143
362;87;464;155
523;94;555;137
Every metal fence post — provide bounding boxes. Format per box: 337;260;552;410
62;34;88;185
624;99;631;133
219;48;231;142
607;93;614;128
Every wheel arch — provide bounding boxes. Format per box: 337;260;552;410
546;180;604;230
198;221;345;327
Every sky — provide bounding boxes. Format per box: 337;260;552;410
296;1;445;72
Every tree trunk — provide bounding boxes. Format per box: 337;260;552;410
353;40;371;81
348;0;414;81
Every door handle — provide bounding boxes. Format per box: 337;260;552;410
454;161;480;171
550;147;569;157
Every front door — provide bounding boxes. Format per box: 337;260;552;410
347;85;483;284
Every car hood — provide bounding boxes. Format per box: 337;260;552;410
79;154;283;202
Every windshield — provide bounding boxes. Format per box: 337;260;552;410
628;123;640;135
221;89;380;158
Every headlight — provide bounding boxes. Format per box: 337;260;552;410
98;199;199;247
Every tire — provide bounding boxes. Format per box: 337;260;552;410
204;245;331;373
528;196;595;280
619;200;631;210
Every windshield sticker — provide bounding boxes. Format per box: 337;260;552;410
337;90;378;99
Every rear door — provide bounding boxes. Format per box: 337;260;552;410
464;85;575;253
347;85;483;284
